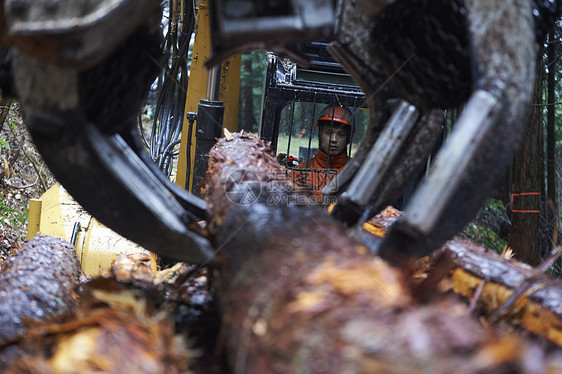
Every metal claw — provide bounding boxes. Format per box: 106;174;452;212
400;90;500;236
330;100;419;226
27;110;215;263
7;4;215;264
378;89;501;267
330;0;539;267
377;0;538;266
4;0;162;69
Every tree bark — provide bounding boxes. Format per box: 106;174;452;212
367;205;562;345
546;26;559;251
547;27;557;209
204;133;562;374
2;276;193;374
444;241;562;343
508;61;544;265
0;235;81;370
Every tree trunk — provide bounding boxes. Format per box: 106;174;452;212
547;28;557;207
240;58;255;133
508;61;544;265
203;132;562;374
2;276;193;374
546;27;559;251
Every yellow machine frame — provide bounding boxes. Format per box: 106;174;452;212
175;0;240;191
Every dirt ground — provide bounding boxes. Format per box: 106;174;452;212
0;102;56;262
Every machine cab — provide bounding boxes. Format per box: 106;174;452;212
259;42;368;191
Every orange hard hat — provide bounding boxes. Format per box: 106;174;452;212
316;105;353;128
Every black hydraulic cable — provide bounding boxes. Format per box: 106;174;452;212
161;139;182;176
184;112;197;189
150;24;172;158
148;0;195;178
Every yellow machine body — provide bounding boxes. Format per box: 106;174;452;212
175;0;240;191
27;184;154;277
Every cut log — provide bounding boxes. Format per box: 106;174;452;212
0;252;213;373
366;206;562;347
0;235;81;370
203;133;562;373
443;242;562;346
2;278;193;374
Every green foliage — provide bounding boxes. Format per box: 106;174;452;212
482;199;509;218
238;51;268;132
460;199;509;254
0;194;27;227
551;262;562;277
0;118;13;152
0;137;9;152
8;117;17;131
462;222;507;254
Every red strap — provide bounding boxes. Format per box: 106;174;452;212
511;192;540;213
511;192;540;203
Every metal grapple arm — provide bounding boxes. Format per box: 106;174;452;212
2;0;214;263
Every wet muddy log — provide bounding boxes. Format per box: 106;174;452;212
204;133;562;373
0;235;81;370
446;242;562;345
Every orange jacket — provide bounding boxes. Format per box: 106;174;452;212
291;149;348;197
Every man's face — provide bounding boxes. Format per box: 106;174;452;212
320;124;348;157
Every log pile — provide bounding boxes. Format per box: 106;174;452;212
2;277;193;374
0;241;208;373
3;132;562;373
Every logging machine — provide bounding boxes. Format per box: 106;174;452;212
14;0;369;274
1;0;559;271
